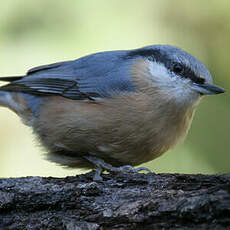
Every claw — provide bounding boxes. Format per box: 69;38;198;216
118;165;151;173
135;167;152;173
84;156;151;181
118;165;136;173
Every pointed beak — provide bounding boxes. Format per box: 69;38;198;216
191;82;226;95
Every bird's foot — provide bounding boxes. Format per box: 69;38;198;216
84;156;151;181
93;167;103;181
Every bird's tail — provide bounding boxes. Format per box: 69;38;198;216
0;76;38;126
0;90;35;126
0;90;10;108
0;76;23;82
0;76;23;107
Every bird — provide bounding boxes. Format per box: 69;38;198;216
0;45;225;180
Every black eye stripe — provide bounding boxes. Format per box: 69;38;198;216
127;48;205;84
174;64;205;84
173;63;184;74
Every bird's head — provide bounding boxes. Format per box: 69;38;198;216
128;45;225;106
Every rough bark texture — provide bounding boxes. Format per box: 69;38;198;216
0;172;229;230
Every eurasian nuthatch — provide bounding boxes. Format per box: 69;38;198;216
0;45;225;179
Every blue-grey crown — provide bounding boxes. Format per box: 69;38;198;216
127;45;213;84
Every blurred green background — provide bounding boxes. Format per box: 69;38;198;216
0;0;229;177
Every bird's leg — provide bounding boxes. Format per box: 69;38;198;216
84;156;151;180
93;167;103;181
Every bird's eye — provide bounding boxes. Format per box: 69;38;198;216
173;63;184;74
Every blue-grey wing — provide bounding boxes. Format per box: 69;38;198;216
0;51;136;100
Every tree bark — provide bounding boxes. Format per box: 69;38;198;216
0;172;229;230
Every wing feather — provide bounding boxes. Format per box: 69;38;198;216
0;51;136;100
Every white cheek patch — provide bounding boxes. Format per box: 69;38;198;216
148;61;170;81
147;60;199;105
147;60;191;87
147;60;179;87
